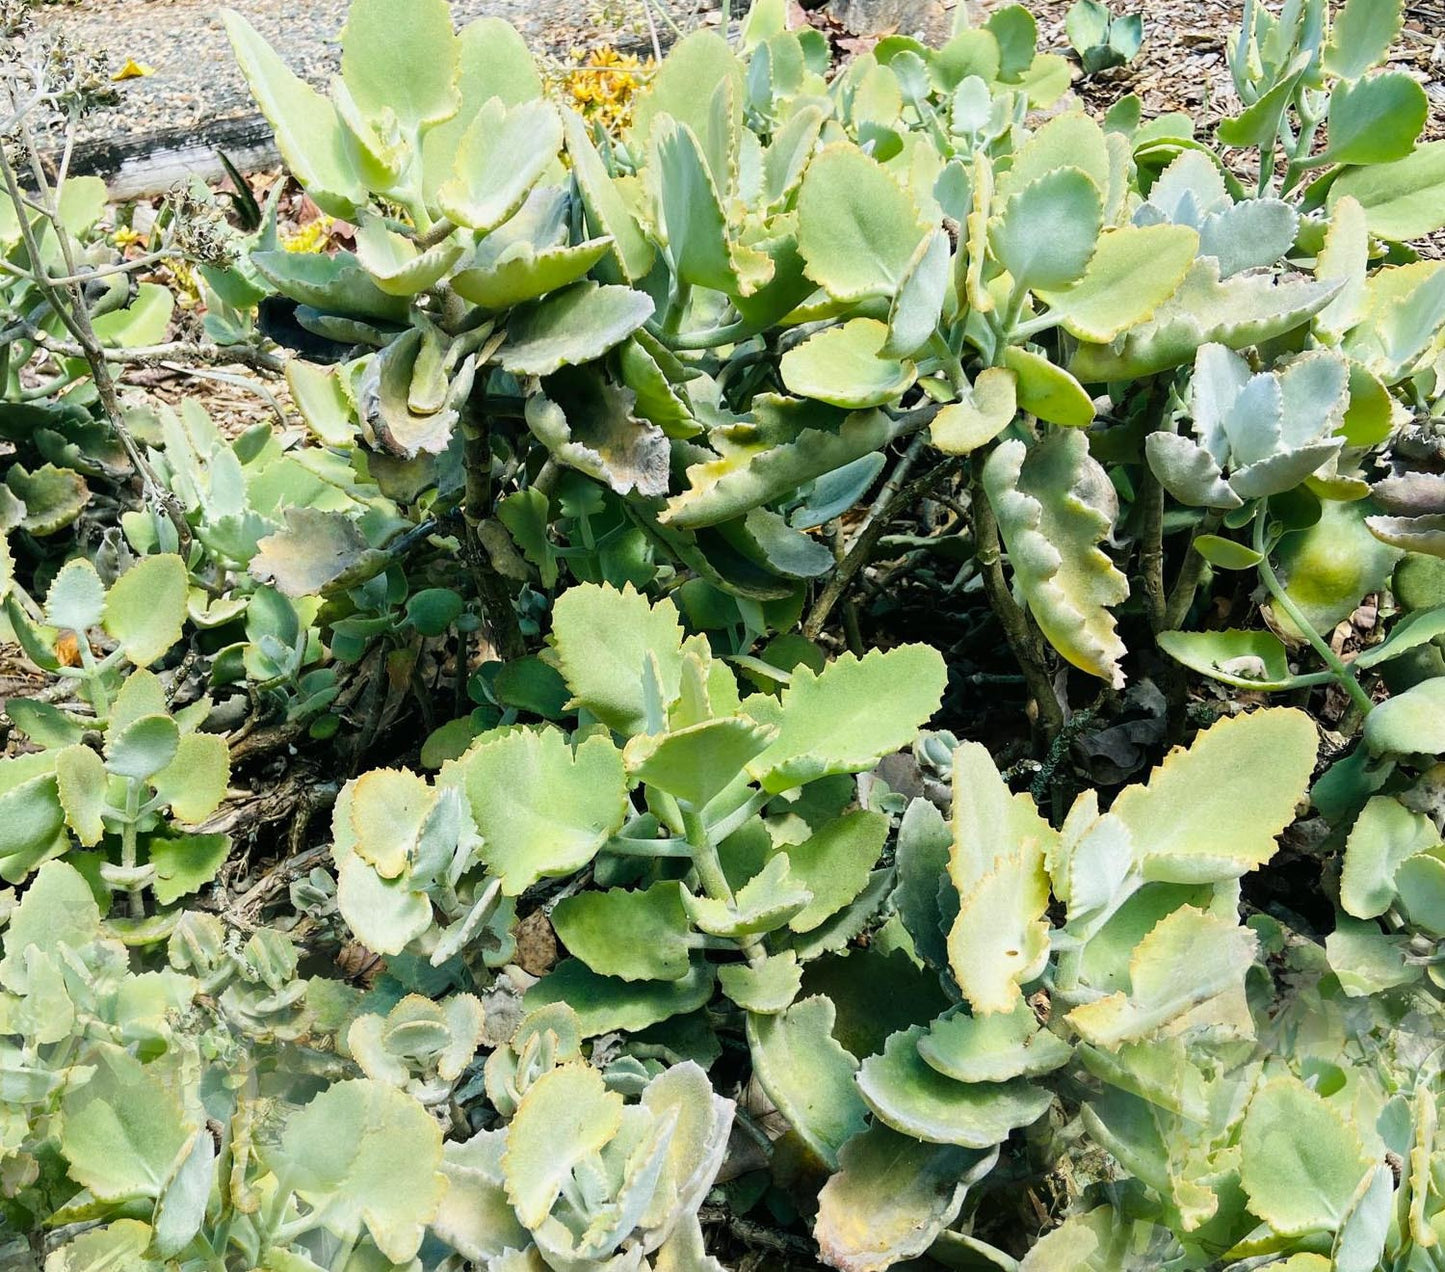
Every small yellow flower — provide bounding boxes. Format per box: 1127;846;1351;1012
283;215;335;254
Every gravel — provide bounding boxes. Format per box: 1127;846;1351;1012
33;0;651;153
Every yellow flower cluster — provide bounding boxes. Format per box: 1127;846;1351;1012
549;45;653;135
283;214;335;254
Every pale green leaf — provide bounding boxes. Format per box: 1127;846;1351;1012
1035;223;1198;343
746;996;868;1168
1002;346;1095;427
815;1122;991;1272
1329;140;1445;241
1109;708;1317;883
796;143;928;302
780;319;918;409
103;556;188;668
983;431;1129;687
269;1078;447;1262
105;715;181;783
150;733;230;824
1339;795;1439;919
498;283;654;377
450;729;627;894
223;10;365;216
857;1025;1053;1147
744;644;947;793
918;1002;1073;1083
340;0;458;132
54;744;106;847
1239;1077;1372;1235
929;368;1018;454
625;716;777;809
551;881;692;981
1323;0;1404;80
439;99;562;232
523;958;715;1036
991;168;1102;291
46;560;106;633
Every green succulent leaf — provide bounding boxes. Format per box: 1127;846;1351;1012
1110;707;1316;883
718;951;803;1013
523;958;715;1038
1066;906;1256;1048
54;743;107;847
450;728;627;894
46;559;106;633
268;1078;447;1262
438;99;562;232
498;282;654;377
780;319;919;410
150;732;231;824
983;430;1129;687
60;1045;195;1202
1314;72;1427;168
857;1025;1054;1148
1329;140;1445;241
1323;0;1404;80
223;10;365;215
815;1122;993;1272
747;996;868;1169
743;643;947;792
796;143;929;302
919;1001;1073;1083
1339;795;1439;920
626;716;778;809
930;369;1019;454
551;881;693;981
103;555;188;668
1239;1077;1373;1236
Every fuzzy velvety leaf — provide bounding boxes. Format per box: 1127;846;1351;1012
106;715;181;783
451;238;612;311
449;729;627;894
60;1045;195;1201
1340;796;1439;920
991;168;1102;291
983;431;1129;687
743;644;947;792
1239;1077;1373;1236
1036;224;1197;342
551;583;686;735
150;833;231;906
1066;906;1256;1048
1071;258;1342;381
523;958;715;1036
718;951;803;1013
1323;0;1404;80
885;228;951;357
1003;346;1095;427
102;555;188;668
649;115;772;297
746;996;867;1169
663;406;898;530
686;853;811;937
499;283;654;377
150;732;230;824
1329;141;1445;242
54;744;106;846
919;1002;1072;1083
1109;708;1316;882
564;110;655;281
626;716;777;809
46;559;106;633
857;1025;1054;1147
1198;198;1299;278
0;859;100;990
252;507;390;597
781;319;918;409
552;880;692;981
439;99;562;232
1316;72;1427;168
795;143;928;302
502;1061;623;1228
354;218;465;296
251;251;409;322
1364;677;1445;755
525;371;670;498
930;369;1018;454
340;0;458;134
777;810;889;933
269;1078;447;1262
6;463;90;536
891;798;952;972
223;10;365;216
816;1122;993;1272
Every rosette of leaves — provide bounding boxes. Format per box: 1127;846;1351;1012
1145;344;1350;511
1064;0;1143;74
328;769;516;966
432;1059;733;1271
807;708;1321;1270
347;991;487;1104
